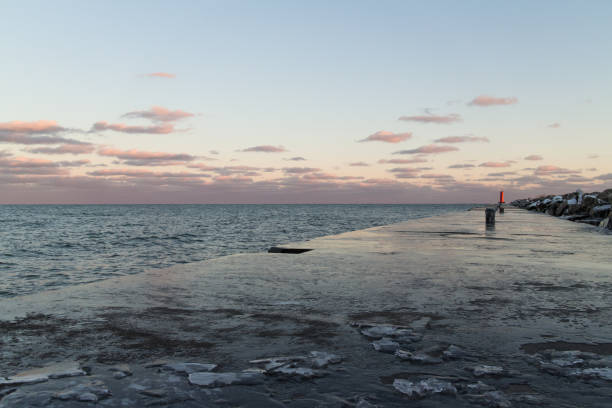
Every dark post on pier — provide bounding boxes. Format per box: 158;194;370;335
485;208;496;226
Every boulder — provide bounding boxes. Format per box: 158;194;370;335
555;201;568;216
590;204;611;217
597;188;612;203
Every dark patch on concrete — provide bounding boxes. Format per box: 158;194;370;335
268;247;313;254
469;297;512;306
0;313;72;333
249;313;339;344
520;341;612;355
348;309;444;327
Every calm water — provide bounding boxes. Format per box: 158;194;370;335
0;204;473;298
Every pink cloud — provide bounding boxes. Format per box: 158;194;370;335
421;174;455;180
301;172;363;182
214;175;253;183
388;167;421;179
435;136;489;143
468;95;518;106
487;171;517;177
27;144;96;155
359;131;412;143
122;106;194;123
0;155;70;175
398;112;461;124
479;161;512;168
98;147;196;165
524;155;543;161
448;164;475;169
0;120;65;134
349;162;369;167
241;145;286;153
283;167;320;174
88;168;209;179
548;123;561;128
534;165;580;175
91;121;174;134
394;145;459;155
0;120;88;145
378;158;428;164
145;72;176;78
186;163;217;171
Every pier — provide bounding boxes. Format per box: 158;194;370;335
1;208;611;407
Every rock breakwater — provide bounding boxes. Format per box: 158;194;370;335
511;188;612;230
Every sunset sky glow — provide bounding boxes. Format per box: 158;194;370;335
1;1;611;203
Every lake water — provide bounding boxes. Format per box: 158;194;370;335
0;204;473;298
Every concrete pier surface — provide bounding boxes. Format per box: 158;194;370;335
1;208;612;407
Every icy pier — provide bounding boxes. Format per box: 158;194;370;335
1;208;612;407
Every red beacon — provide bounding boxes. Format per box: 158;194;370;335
499;191;505;204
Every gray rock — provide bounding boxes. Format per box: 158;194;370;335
511;394;546;405
0;374;48;386
0;388;17;399
138;388;167;398
144;359;169;368
308;351;342;368
53;381;111;402
569;367;612;381
271;366;323;379
163;362;218;374
356;397;378;408
392;378;456;398
464;381;496;392
360;325;417;342
409;317;431;331
483;391;512;408
188;372;264;387
110;364;132;379
77;392;98;402
249;355;307;372
371;338;400;353
443;344;467;359
472;365;505;377
550;357;584;367
537;361;568;376
591;204;611;217
395;349;442;364
1;360;86;386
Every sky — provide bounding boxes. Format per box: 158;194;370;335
1;0;611;204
